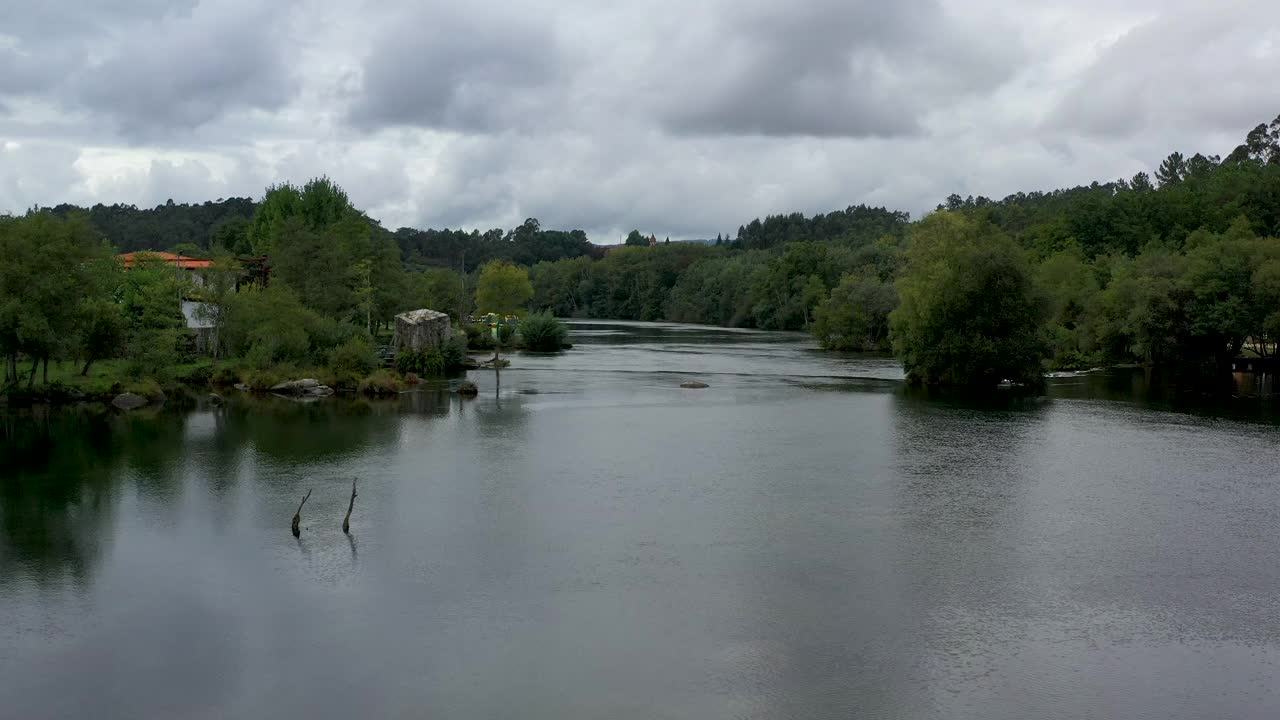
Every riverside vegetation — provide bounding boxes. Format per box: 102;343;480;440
4;114;1280;397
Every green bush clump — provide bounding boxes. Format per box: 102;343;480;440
358;369;402;396
442;336;467;369
496;324;516;346
174;360;215;386
517;312;568;351
464;323;496;350
330;337;378;388
211;362;242;386
396;348;446;376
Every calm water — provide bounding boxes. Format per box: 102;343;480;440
2;321;1279;719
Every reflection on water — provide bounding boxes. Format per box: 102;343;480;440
2;322;1279;720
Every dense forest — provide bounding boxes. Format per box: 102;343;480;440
4;114;1279;391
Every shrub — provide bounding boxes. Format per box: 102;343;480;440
241;365;298;391
442;336;466;369
175;360;215;386
329;337;378;387
517;312;568;351
396;348;446;376
464;322;496;350
211;362;242;386
358;369;402;396
496;323;516;346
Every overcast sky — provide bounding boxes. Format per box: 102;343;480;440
1;0;1276;242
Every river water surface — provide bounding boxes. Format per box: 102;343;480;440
3;321;1279;719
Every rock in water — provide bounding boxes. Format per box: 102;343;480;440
112;392;149;410
393;308;453;352
207;393;224;406
456;381;479;397
680;381;710;389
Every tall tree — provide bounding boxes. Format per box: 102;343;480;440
890;213;1049;387
475;261;534;316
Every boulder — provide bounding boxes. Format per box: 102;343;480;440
456;381;479;397
680;381;710;389
393;308;453;352
207;393;224;405
233;382;250;392
269;379;322;395
304;385;335;396
112;392;149;410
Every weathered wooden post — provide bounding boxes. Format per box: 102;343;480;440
291;489;311;537
342;478;357;534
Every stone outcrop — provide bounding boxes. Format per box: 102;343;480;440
112;392;149;410
270;378;334;397
393;309;453;352
680;381;710;389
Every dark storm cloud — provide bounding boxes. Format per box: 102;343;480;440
656;0;1021;138
346;0;1020;139
71;4;299;138
348;5;565;132
0;0;299;139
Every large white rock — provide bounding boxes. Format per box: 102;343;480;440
393;309;453;352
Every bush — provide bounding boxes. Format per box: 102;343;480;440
442;336;466;369
396;348;446;376
497;323;516;346
464;323;496;350
329;337;378;388
174;360;215;386
358;369;402;396
517;312;568;351
240;365;298;391
211;362;242;386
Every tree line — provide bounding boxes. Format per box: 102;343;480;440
523;114;1280;386
6;114;1279;391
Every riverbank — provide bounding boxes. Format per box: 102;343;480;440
0;357;489;409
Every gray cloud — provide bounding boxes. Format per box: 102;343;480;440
0;0;1274;242
0;0;299;139
658;0;1021;138
73;2;301;138
1049;1;1279;141
348;4;566;132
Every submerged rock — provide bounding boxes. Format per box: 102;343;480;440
680;381;710;389
111;392;149;410
456;381;479;397
208;392;225;406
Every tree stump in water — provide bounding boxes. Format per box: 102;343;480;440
343;478;357;534
291;489;311;537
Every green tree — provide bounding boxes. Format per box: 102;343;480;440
890;213;1049;387
0;213;111;386
475;260;533;315
624;230;648;247
409;268;469;319
811;272;898;350
119;253;189;378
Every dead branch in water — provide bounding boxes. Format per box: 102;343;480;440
292;489;311;537
343;478;358;534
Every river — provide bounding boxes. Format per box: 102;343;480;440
2;321;1278;719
